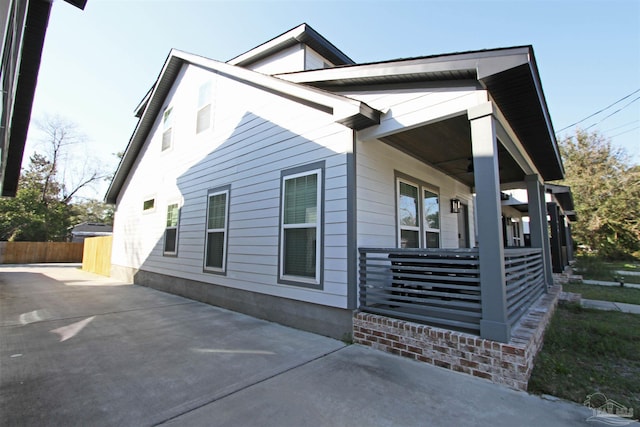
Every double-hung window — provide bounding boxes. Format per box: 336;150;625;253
280;166;322;285
196;81;212;134
397;177;440;248
205;187;229;272
163;203;179;255
161;106;173;151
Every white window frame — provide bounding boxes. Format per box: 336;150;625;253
163;202;180;256
279;167;322;286
204;187;229;273
396;176;441;249
196;81;212;134
161;106;173;151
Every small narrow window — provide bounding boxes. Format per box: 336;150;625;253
164;203;179;255
423;189;440;248
162;107;173;151
205;188;229;272
143;198;155;212
196;81;212;134
280;168;322;284
398;180;419;248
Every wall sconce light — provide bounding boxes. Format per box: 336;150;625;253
450;198;461;214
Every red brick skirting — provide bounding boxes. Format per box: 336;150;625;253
353;285;561;390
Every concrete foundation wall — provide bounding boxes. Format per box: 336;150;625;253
110;264;353;340
354;286;561;390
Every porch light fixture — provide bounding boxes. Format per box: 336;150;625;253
450;198;461;214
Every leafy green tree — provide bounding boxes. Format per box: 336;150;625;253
558;129;640;259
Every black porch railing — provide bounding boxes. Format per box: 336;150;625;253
358;247;546;336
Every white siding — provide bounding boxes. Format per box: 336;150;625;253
344;86;488;142
246;44;305;74
352;86;482;250
113;63;353;308
304;46;332;70
356;138;476;249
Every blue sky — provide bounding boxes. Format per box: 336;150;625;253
26;0;640;199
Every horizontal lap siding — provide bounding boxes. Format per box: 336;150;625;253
353;87;478;249
113;64;352;308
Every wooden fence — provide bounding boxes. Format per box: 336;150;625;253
0;241;84;264
81;236;113;277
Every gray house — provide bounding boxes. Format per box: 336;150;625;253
107;24;565;388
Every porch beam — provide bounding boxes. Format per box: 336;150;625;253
468;102;510;343
525;174;553;286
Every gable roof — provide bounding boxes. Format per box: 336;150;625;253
277;46;564;182
105;49;380;204
227;23;354;68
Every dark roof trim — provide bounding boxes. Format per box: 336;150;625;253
546;183;576;218
278;46;564;182
227;23;354;68
63;0;88;10
2;0;52;197
106;49;379;204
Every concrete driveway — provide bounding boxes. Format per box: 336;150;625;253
0;265;623;426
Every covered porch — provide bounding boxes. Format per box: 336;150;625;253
357;96;563;343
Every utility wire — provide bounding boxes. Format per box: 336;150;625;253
584;95;640;130
609;125;640;139
556;88;640;132
602;119;640;133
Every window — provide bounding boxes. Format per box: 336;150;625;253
161;106;173;151
205;187;229;272
196;81;212;133
164;203;179;255
396;177;440;248
143;198;155;212
280;166;322;285
423;189;440;248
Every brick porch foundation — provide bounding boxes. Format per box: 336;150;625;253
353;285;561;390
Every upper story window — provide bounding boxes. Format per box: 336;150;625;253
196;81;212;134
396;177;440;248
161;106;173;151
143;198;155;212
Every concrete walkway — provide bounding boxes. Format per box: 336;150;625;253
1;264;637;426
581;299;640;314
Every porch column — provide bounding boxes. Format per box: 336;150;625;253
468;102;510;343
526;174;553;287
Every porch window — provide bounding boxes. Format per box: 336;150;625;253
205;187;229;272
162;106;173;151
280;167;322;285
163;203;179;255
396;177;440;248
196;81;212;134
424;189;440;248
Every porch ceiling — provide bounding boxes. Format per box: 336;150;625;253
381;115;525;188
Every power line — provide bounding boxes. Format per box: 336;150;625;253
584;95;640;130
556;88;640;133
610;125;640;139
603;119;640;133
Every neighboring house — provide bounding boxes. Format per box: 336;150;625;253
0;0;87;197
504;184;577;272
106;24;564;345
69;222;113;243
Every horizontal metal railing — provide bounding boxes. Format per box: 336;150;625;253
358;248;482;334
504;248;545;327
359;247;547;336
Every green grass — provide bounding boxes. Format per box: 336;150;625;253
562;282;640;305
529;304;640;417
574;255;640;284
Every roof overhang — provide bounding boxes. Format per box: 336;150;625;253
227;23;354;68
106;49;380;204
278;46;564;182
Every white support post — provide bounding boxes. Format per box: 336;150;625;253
468;102;510;343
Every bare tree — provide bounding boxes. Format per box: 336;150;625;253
34;115;108;203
